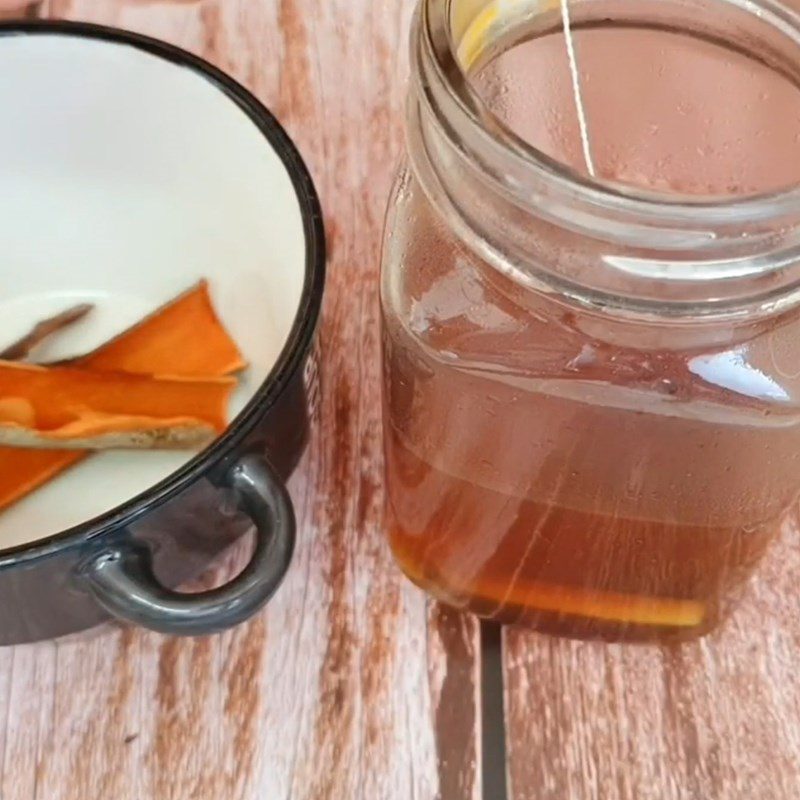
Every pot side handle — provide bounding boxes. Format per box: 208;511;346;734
78;454;295;637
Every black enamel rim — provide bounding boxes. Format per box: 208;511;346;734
0;20;326;566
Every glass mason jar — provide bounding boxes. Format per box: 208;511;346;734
380;0;800;641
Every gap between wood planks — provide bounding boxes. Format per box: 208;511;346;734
481;621;509;800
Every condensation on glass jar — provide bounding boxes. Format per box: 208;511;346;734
380;0;800;641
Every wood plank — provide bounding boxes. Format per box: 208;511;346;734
429;605;482;800
504;522;800;800
0;1;481;798
0;1;38;17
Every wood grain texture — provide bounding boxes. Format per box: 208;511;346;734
0;1;481;799
505;522;800;800
428;606;482;800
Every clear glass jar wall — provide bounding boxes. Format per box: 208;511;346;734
380;0;800;640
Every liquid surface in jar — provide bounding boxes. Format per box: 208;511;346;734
474;22;800;194
382;21;800;640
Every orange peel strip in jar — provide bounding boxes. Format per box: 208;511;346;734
394;545;706;627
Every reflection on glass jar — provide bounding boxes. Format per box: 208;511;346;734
380;0;800;641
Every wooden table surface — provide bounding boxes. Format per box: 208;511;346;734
1;1;800;798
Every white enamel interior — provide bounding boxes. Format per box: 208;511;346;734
0;33;306;548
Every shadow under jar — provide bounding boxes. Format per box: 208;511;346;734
380;0;800;642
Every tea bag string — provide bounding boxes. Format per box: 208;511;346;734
561;0;596;176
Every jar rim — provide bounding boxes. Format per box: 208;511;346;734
409;0;800;320
423;0;800;227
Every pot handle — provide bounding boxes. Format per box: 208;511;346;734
80;454;295;636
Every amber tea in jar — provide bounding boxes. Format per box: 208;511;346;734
380;0;800;641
